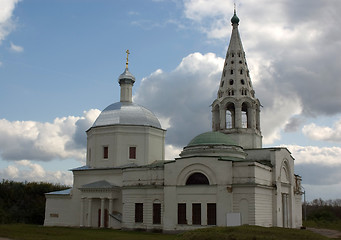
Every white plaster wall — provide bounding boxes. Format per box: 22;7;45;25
44;195;77;227
121;187;164;230
86;125;165;168
163;157;234;231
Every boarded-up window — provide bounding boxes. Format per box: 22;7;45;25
135;203;143;223
103;146;108;159
192;203;201;225
153;203;161;224
178;203;186;224
129;146;136;159
207;203;216;225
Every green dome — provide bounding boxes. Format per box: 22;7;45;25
231;12;240;24
187;131;236;147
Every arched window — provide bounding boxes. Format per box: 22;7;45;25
186;173;209;185
226;102;235;128
241;102;249;128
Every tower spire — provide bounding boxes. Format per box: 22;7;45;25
211;9;262;149
118;50;135;102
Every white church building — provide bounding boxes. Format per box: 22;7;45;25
44;10;303;231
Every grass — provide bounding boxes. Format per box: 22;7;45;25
177;226;331;240
0;224;177;240
304;220;341;231
0;224;334;240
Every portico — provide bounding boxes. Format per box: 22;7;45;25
79;180;121;228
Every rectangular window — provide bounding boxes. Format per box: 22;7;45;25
103;146;108;159
178;203;186;224
207;203;216;225
135;203;143;223
192;203;201;225
153;203;161;224
129;146;136;159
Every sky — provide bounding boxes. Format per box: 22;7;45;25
0;0;341;202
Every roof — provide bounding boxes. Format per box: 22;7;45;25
118;67;135;84
45;188;72;195
187;131;237;147
91;102;162;129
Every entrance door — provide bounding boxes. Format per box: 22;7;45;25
98;209;109;228
282;194;289;228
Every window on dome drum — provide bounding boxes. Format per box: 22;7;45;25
178;203;186;224
238;52;241;57
207;203;216;225
103;146;108;159
231;61;234;64
220;81;224;87
231;53;234;57
240;69;243;74
229;79;234;85
230;69;234;75
223;70;226;77
241;79;245;85
129;146;136;159
135;203;143;223
239;60;242;64
153;203;161;224
186;173;209;185
192;203;201;225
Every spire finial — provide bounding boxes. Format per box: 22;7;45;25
231;3;240;24
126;49;130;68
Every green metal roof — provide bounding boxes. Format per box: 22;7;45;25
187;131;236;146
231;11;240;24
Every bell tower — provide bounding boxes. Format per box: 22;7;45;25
211;9;262;148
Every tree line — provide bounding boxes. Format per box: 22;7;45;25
0;180;69;225
304;198;341;222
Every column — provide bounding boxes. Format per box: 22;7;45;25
219;108;226;129
202;203;207;226
249;108;256;129
235;106;242;128
87;198;92;227
100;198;105;228
256;108;260;130
80;197;85;227
109;198;113;228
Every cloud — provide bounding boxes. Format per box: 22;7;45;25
165;144;182;160
0;109;100;162
302;118;341;143
0;0;20;44
284;144;341;166
183;0;341;118
0;160;73;185
284;116;306;133
10;41;23;52
134;52;223;147
283;144;341;190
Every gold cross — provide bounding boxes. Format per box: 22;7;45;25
126;49;130;68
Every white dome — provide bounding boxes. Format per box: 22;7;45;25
92;102;162;129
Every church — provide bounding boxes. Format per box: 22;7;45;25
44;10;303;231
